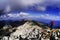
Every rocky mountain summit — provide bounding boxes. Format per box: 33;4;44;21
0;20;60;40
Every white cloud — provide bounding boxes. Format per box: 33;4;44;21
39;14;60;20
17;0;42;6
4;12;30;18
0;12;60;21
19;12;60;21
7;14;14;17
19;12;29;16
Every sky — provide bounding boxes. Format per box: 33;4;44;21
0;0;60;26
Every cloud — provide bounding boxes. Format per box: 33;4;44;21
1;0;60;11
22;13;60;21
39;14;60;20
15;0;60;6
0;12;60;21
36;6;46;11
2;12;30;18
19;12;29;16
8;0;60;12
19;12;60;21
17;0;42;6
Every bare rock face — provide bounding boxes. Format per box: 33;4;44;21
10;21;60;40
1;20;60;40
10;21;42;39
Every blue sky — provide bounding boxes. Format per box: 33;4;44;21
0;0;60;26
